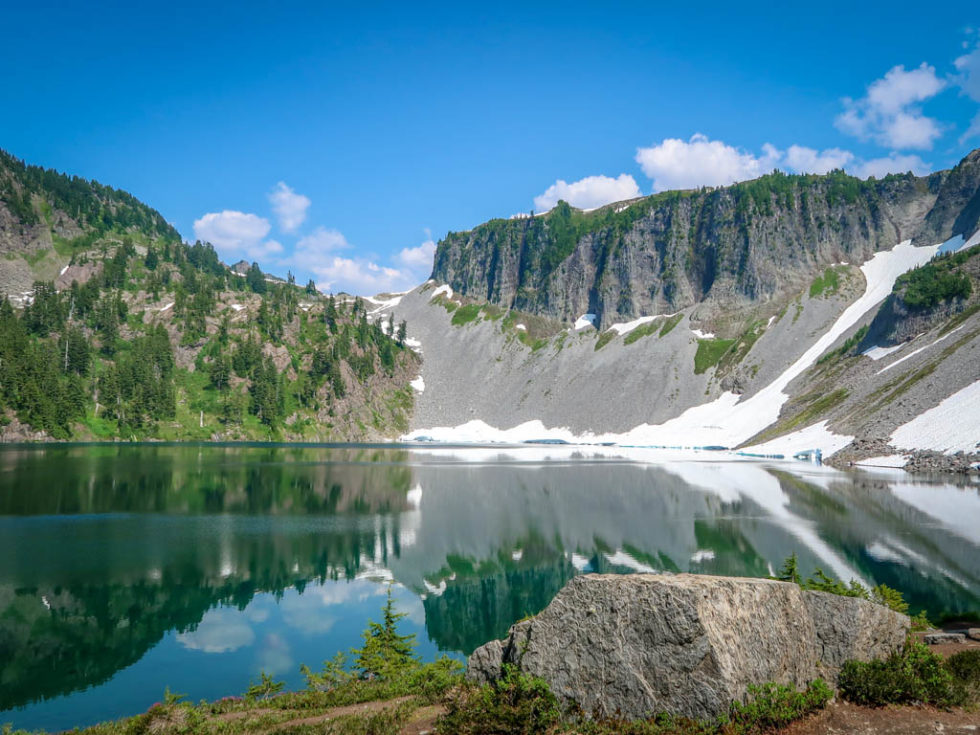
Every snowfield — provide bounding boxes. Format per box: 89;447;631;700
890;379;980;454
607;315;661;336
403;239;957;460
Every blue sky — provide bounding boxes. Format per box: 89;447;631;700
1;1;979;294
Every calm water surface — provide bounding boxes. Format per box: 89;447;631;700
1;443;978;731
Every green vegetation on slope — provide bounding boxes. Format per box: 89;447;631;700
0;238;416;440
0;148;177;239
808;266;843;298
693;338;735;374
894;244;977;310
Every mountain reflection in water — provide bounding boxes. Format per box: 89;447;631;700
0;443;977;731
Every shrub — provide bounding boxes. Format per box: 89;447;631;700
437;664;562;735
773;554;913;617
838;639;958;707
947;649;980;704
245;671;284;701
946;649;980;684
729;679;832;733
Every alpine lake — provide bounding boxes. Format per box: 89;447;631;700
1;443;978;732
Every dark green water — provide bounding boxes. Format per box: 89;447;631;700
0;444;978;731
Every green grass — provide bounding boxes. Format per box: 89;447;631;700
816;324;868;365
623;320;662;345
451;304;482;326
595;330;618;351
659;313;684;337
693;338;735;374
809;266;843;298
749;388;849;445
717;320;765;373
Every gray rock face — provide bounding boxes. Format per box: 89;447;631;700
431;164;968;329
467;574;908;721
924;632;967;645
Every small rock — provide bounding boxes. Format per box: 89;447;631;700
967;628;980;642
923;632;966;645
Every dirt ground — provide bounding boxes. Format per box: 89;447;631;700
782;700;979;734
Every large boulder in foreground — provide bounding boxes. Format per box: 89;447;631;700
467;574;908;720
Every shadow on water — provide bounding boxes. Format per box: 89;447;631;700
0;443;977;729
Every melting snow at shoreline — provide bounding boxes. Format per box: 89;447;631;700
404;240;941;453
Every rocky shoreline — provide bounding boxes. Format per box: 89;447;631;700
828;437;980;474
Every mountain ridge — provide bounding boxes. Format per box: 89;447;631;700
431;152;980;330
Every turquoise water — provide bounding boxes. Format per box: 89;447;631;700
0;443;978;731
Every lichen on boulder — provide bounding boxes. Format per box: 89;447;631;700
467;573;909;720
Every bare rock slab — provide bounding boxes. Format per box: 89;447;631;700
467;574;908;721
924;632;967;645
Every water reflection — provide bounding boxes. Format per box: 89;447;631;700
0;444;977;731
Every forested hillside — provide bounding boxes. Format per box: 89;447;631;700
0;150;418;442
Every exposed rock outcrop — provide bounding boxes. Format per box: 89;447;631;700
468;574;908;720
432;165;966;329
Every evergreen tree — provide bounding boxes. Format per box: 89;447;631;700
246;262;266;294
353;587;417;678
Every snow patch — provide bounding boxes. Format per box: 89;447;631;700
410;375;425;393
877;325;965;374
690;550;715;563
963;228;980;251
514;323;527;331
691;329;715;339
862;343;904;360
59;265;69;276
365;293;404;315
404;337;423;353
604;550;658;574
430;284;453;300
569;553;591;572
766;316;777;328
890;380;980;454
574;313;597;330
158;302;174;312
607;314;674;336
855;455;908;468
230;304;246;312
511;549;524;561
938;234;966;256
741;421;854;458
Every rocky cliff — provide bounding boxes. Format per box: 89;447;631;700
432;153;980;329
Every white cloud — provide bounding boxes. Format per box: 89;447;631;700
176;608;255;653
533;173;641;211
296;226;350;253
784;145;854;174
635;134;782;191
268;181;311;233
835;63;946;150
311;256;417;295
290;230;434;295
396;239;436;272
850;153;931;179
192;210;276;261
633;134;934;190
